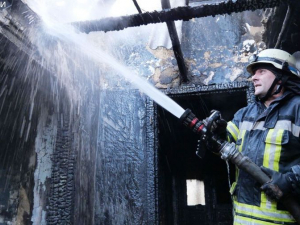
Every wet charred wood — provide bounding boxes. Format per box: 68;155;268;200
73;0;286;33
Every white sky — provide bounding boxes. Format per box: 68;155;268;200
24;0;162;23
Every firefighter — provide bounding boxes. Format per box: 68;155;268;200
224;49;300;224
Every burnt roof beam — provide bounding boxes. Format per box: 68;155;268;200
161;0;188;82
72;0;288;33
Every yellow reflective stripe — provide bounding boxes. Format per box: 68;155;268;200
264;129;274;169
238;130;246;152
234;201;295;223
227;136;230;142
262;129;284;210
234;129;246;185
261;192;276;210
274;130;284;171
234;215;282;225
234;163;239;192
230;182;237;195
227;121;239;141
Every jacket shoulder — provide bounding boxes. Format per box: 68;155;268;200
281;94;300;111
233;102;260;121
289;95;300;103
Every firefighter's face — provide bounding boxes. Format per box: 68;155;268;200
252;68;276;98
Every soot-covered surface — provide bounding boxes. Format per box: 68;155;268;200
0;23;101;224
95;90;155;224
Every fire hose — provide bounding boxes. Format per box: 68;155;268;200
180;108;300;224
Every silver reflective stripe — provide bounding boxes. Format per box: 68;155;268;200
239;121;253;131
274;120;300;138
262;129;284;210
234;215;287;225
239;120;300;136
239;121;266;131
227;121;239;141
265;199;272;210
252;121;266;131
234;215;273;225
292;123;300;137
266;130;278;172
235;202;295;221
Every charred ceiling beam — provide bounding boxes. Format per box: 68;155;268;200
161;0;188;82
72;0;288;33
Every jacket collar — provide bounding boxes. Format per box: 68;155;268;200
267;90;294;106
255;90;294;128
256;90;294;106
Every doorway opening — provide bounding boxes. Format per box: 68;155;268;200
156;84;252;225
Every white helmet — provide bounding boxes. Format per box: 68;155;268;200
247;49;300;78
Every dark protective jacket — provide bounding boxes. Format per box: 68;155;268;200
227;90;300;225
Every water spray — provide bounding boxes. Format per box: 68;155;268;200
180;108;300;224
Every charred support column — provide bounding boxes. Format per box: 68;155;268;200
132;0;142;14
274;1;298;49
274;4;292;48
161;0;188;82
72;0;286;33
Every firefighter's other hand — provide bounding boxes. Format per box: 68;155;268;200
209;110;227;137
260;167;294;200
215;117;227;134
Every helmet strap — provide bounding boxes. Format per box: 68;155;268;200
272;75;289;95
259;77;279;102
282;61;290;73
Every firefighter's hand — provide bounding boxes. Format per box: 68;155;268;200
207;110;227;138
290;165;300;196
215;117;227;136
260;167;294;200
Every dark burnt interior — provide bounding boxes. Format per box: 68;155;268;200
157;88;249;224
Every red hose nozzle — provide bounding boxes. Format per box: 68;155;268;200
180;109;207;136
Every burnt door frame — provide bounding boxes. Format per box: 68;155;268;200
145;81;254;224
